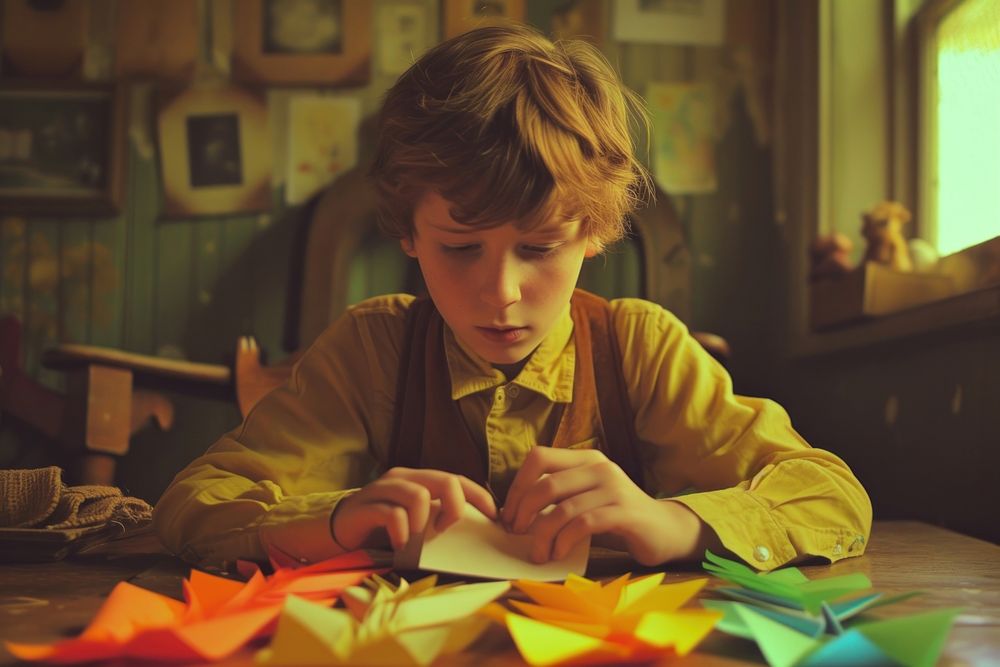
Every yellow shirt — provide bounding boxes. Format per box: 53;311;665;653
153;295;872;571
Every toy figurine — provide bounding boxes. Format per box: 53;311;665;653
861;201;913;272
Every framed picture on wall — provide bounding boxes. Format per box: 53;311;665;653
0;83;126;217
1;0;88;77
550;0;606;47
115;0;199;81
232;0;372;86
157;84;272;218
612;0;724;46
442;0;526;39
376;1;433;76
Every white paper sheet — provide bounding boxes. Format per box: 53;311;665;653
395;504;589;582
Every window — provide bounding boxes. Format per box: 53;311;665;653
920;0;1000;255
778;0;1000;354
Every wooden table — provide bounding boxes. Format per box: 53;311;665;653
1;521;997;666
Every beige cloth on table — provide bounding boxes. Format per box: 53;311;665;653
0;466;152;530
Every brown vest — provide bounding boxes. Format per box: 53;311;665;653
386;289;644;501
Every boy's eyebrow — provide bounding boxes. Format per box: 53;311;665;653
426;219;581;235
427;221;479;234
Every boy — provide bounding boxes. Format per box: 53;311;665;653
154;24;871;571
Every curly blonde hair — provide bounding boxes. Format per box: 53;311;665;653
370;23;652;248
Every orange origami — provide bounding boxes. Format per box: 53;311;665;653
485;572;722;666
6;551;380;663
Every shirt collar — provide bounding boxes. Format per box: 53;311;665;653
444;304;575;403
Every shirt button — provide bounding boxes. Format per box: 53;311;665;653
507;385;520;398
832;542;843;556
753;545;771;563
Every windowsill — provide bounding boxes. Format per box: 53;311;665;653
790;282;1000;358
792;234;1000;358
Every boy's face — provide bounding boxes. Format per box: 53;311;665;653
401;191;598;367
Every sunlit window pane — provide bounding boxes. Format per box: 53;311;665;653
935;0;1000;255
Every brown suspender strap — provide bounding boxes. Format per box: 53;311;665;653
386;289;644;493
387;298;489;486
550;290;645;491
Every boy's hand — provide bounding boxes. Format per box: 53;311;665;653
331;467;497;552
501;447;713;566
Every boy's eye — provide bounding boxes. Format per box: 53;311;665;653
522;244;561;256
442;244;479;253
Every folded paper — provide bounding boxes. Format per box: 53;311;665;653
486;572;721;666
701;550;961;667
394;502;589;581
6;551;379;663
257;574;510;666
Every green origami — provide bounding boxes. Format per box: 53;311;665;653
701;551;961;667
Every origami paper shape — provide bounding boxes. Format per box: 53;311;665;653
485;572;721;666
395;502;589;581
703;550;872;614
256;574;510;665
6;551;380;663
704;602;962;667
701;551;961;667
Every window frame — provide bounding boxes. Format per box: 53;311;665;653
777;0;1000;358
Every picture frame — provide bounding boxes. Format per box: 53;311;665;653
1;0;88;77
157;84;272;218
442;0;526;40
115;0;199;81
550;0;606;48
232;0;372;86
613;0;724;46
376;1;434;76
0;82;126;217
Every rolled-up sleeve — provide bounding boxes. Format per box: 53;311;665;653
153;297;408;566
614;299;872;571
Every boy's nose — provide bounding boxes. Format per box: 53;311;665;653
480;258;522;308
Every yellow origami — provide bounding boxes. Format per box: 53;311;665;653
256;574;510;666
486;572;722;666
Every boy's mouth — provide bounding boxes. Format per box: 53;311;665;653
475;326;528;344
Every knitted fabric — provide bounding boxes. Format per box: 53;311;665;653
0;466;152;529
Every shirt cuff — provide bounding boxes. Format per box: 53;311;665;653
257;489;357;564
670;486;796;571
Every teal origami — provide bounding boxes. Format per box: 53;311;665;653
701;551;961;667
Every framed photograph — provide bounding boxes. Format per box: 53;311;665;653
1;0;88;77
115;0;199;81
550;0;606;47
613;0;724;46
232;0;372;86
0;83;125;217
157;84;272;218
443;0;526;40
376;2;433;76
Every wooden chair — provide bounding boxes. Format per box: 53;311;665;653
233;166;731;418
0;315;231;485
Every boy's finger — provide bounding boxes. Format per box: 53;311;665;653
511;467;601;534
365;478;432;536
528;488;610;562
389;469;497;525
455;475;498;520
550;507;618;561
503;447;603;526
381;504;411;552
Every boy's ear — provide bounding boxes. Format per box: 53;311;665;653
585;238;602;258
400;236;417;257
